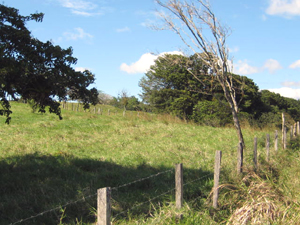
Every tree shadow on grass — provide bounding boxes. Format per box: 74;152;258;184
0;153;213;225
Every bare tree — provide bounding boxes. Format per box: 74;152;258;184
118;89;130;111
155;0;244;146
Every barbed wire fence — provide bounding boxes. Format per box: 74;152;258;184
9;129;294;225
9;162;215;225
7;107;299;224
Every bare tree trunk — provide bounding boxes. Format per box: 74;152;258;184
224;90;244;146
231;106;244;146
155;0;245;146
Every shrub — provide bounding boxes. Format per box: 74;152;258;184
192;100;231;126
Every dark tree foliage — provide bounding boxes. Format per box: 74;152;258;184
139;54;208;119
0;4;98;123
139;53;261;123
259;90;300;126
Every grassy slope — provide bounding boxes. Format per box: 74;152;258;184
0;102;293;224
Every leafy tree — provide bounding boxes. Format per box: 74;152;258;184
118;89;130;111
110;95;142;111
192;99;232;126
127;96;142;111
259;90;300;126
0;4;98;123
139;53;261;123
139;54;207;119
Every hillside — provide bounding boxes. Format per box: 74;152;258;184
1;102;299;224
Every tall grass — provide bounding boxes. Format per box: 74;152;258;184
0;102;296;224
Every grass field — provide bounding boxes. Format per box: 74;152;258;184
1;102;299;224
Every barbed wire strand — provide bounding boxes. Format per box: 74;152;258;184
9;168;214;225
112;168;174;191
183;173;213;187
113;187;176;219
113;172;213;220
9;168;174;225
9;192;97;225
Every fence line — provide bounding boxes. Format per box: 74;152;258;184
100;163;214;225
112;172;212;219
10;192;97;225
9;113;300;224
111;168;174;191
9;163;213;225
113;186;176;219
9;168;175;225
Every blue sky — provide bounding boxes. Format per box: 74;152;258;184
5;0;300;99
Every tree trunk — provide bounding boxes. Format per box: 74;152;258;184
224;88;245;147
231;106;244;147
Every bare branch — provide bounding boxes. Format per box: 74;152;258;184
155;0;245;146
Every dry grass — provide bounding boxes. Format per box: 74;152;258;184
228;172;281;224
223;168;300;225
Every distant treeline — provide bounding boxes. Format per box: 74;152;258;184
108;54;300;128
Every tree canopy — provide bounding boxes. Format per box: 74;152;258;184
139;53;261;123
0;4;98;123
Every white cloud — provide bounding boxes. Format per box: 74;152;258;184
289;59;300;69
266;0;300;17
116;27;130;33
63;27;93;40
140;19;156;27
281;81;300;87
229;46;239;53
233;59;282;75
75;67;91;72
57;0;113;16
233;60;259;75
263;59;282;73
58;0;97;10
71;10;97;16
268;87;300;99
120;51;183;74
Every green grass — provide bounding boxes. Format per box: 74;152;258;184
0;102;296;224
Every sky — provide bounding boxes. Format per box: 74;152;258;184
4;0;300;99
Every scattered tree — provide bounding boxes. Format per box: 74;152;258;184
118;89;130;111
98;91;113;105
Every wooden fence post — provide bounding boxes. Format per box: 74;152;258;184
294;123;297;137
237;142;243;174
253;137;258;172
213;150;222;209
275;130;278;152
266;134;270;161
297;121;300;136
283;127;287;150
97;187;111;225
282;113;285;148
175;163;183;210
